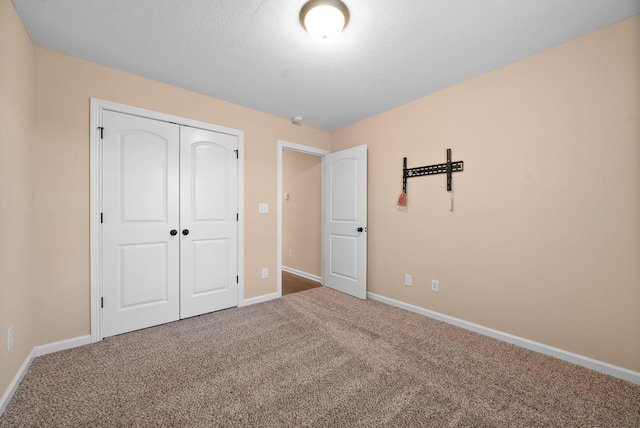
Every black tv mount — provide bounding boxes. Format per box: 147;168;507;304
402;148;464;194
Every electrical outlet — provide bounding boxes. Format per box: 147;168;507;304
431;279;439;292
7;326;14;351
288;249;293;258
261;268;269;279
258;203;269;214
404;274;412;287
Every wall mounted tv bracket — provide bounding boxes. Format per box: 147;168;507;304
402;148;464;194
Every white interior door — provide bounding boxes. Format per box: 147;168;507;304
101;110;180;337
179;126;238;318
323;144;367;299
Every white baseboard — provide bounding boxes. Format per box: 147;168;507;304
0;348;35;416
282;266;322;283
240;292;279;307
368;292;640;386
0;335;90;416
33;335;90;357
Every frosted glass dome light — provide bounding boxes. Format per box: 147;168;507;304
300;0;349;41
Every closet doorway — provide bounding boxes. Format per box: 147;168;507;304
90;99;245;341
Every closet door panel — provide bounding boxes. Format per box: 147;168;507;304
102;111;180;337
180;126;238;318
193;239;228;293
193;143;228;221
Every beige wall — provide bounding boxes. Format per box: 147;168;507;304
332;15;640;372
282;150;322;276
0;0;36;396
32;48;331;344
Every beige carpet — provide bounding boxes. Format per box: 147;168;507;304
1;287;639;427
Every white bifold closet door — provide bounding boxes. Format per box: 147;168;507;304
101;110;237;338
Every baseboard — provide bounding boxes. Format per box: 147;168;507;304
33;335;91;357
0;348;35;416
240;266;322;307
240;292;279;307
282;266;322;283
367;292;640;386
0;335;90;416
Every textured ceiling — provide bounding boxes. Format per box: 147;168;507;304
12;0;640;131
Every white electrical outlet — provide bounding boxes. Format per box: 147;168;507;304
404;274;412;287
431;279;439;292
258;203;269;214
7;326;14;351
262;268;269;279
288;249;293;258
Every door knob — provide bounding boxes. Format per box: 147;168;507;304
357;227;364;232
182;229;190;236
170;229;177;236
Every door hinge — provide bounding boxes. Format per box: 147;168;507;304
236;275;239;284
234;149;238;159
100;212;103;224
236;213;238;221
98;127;104;139
101;297;104;308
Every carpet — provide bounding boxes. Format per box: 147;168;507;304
1;287;639;427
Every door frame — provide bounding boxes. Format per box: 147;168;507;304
90;98;245;342
277;141;329;296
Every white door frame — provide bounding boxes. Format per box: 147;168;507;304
90;98;245;342
277;141;330;296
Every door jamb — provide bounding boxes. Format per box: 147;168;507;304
276;141;330;297
90;98;245;342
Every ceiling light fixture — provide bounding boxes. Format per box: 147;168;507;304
300;0;349;41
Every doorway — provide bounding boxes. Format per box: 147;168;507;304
277;141;329;296
277;141;368;299
281;149;323;295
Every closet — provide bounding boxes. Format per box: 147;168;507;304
100;110;238;337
